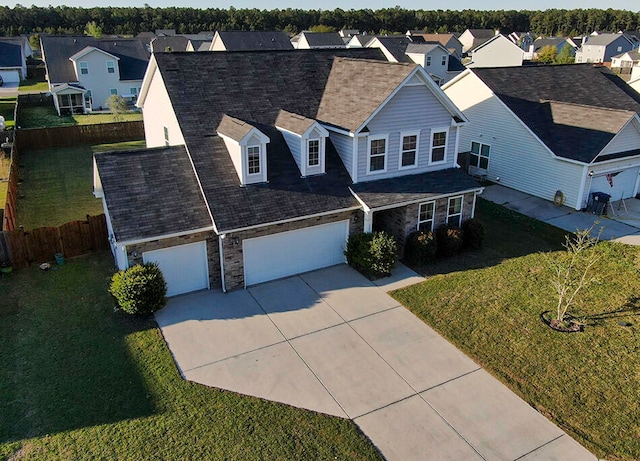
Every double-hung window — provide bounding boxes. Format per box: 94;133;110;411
368;136;387;173
308;139;320;167
110;88;118;95
247;146;261;175
426;55;432;66
400;132;418;169
470;141;490;170
441;55;447;66
447;196;463;227
106;60;115;74
429;129;447;164
79;61;88;75
418;202;435;232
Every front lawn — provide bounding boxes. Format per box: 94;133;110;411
18;79;49;93
0;253;381;460
16;140;146;229
392;199;640;460
18;106;142;129
0;97;16;129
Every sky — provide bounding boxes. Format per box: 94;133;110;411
12;1;640;11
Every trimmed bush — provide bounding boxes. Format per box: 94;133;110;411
345;231;397;279
109;262;167;315
405;231;438;266
461;218;485;250
435;224;464;258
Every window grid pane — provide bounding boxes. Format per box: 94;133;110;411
402;135;417;167
248;146;260;174
308;139;319;166
370;138;386;171
418;202;434;231
447;197;463;226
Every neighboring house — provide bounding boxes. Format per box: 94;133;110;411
459;29;496;53
93;49;482;296
366;35;424;62
529;37;576;60
209;31;293;51
406;33;463;58
150;35;189;53
294;32;346;49
465;34;524;68
405;42;462;84
443;64;640;211
339;29;360;38
41;35;149;114
611;51;640;72
346;34;372;48
0;39;28;83
575;33;635;63
186;39;212;52
629;65;640;94
507;31;535;53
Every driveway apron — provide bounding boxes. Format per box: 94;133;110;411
156;264;596;460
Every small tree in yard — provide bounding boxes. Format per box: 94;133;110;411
536;45;557;64
105;94;128;121
110;262;167;315
544;228;602;325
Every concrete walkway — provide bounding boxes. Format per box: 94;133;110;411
156;264;595;460
481;184;640;243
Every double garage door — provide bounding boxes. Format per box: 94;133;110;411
590;167;640;202
243;220;349;286
143;241;209;297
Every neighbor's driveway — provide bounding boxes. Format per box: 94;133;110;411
156;264;595;460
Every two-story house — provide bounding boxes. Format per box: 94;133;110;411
459;29;496;54
93;49;481;296
293;31;347;49
405;42;461;85
41;35;149;115
0;36;31;84
465;34;524;68
575;33;635;63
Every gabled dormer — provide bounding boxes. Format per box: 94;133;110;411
69;46;120;81
275;110;329;177
217;115;270;185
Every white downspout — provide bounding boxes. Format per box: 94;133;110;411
218;234;227;293
364;209;373;233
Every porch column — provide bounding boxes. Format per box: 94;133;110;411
364;209;373;233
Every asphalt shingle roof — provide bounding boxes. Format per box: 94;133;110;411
150;36;189;52
41;35;149;83
350;168;481;210
533;37;570;51
472;64;640;163
582;33;630;46
300;32;346;47
154;49;387;231
215;31;293;50
95;145;211;242
0;42;22;68
217;114;256;141
275;110;316;135
370;35;425;62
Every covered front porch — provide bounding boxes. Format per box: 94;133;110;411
51;84;92;116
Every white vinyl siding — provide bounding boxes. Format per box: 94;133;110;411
599;119;640;157
444;72;584;210
367;135;388;174
588;166;640;202
357;84;456;181
141;67;185;148
329;132;354;179
280;129;303;169
467;36;524;68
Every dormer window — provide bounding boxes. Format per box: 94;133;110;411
106;60;116;74
308;139;320;167
275;110;329;177
247;146;261;175
79;61;88;75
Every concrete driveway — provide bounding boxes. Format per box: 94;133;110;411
156;264;595;460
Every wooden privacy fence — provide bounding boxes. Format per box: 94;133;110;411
2;136;19;232
16;121;145;150
0;214;109;268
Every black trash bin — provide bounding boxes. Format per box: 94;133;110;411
589;192;611;215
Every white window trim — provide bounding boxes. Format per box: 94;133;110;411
246;145;262;176
367;134;388;175
79;61;88;75
417;201;435;232
307;138;321;168
446;196;464;227
398;131;420;170
428;127;449;165
470;140;490;171
106;60;116;73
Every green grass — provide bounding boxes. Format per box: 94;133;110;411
0;181;7;207
392;199;640;460
0;253;382;460
18;106;142;129
16;140;146;229
18;79;49;93
0;97;16;129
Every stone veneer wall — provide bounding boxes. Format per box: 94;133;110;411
125;231;221;288
222;209;364;291
374;192;477;257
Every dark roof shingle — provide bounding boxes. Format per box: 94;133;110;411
0;42;22;68
215;31;293;51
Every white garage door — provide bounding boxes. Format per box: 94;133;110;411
243;220;349;286
143;241;209;297
590;167;640;201
0;70;20;84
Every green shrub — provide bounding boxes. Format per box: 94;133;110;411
405;231;438;265
435;224;464;258
461;218;485;250
109;262;167;314
345;231;397;279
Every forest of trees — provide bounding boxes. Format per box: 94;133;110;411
0;5;639;38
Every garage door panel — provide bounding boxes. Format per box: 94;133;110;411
143;241;209;297
243;221;348;286
0;70;20;83
590;167;639;201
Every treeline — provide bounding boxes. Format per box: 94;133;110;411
0;6;639;38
